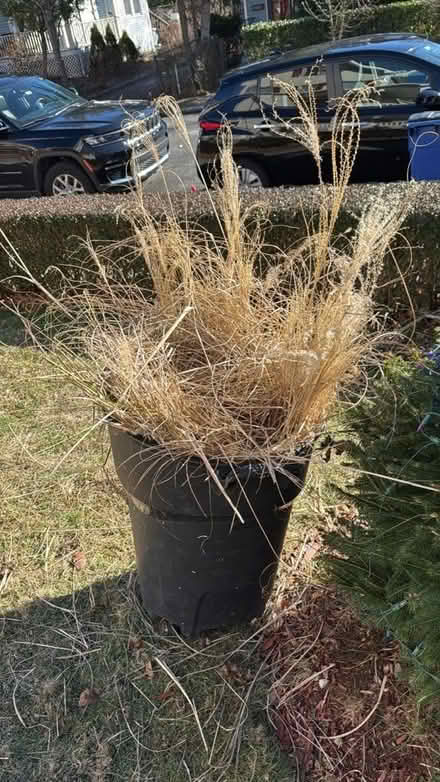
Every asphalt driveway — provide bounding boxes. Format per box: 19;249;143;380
144;109;201;194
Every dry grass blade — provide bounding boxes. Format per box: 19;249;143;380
153;656;209;755
324;675;387;740
277;663;335;707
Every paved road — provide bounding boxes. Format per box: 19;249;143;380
98;76;204;193
144;111;201;194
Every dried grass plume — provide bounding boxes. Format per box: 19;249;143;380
5;90;414;472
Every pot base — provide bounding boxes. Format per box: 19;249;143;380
110;426;309;637
129;500;280;636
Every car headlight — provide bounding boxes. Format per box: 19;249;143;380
84;135;108;146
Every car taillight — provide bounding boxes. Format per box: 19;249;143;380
199;120;222;131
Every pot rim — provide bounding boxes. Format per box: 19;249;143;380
107;419;313;473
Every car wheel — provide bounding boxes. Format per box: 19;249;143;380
44;162;95;197
198;162;219;189
236;158;270;188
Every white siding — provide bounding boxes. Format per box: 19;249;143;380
0;16;13;35
114;0;155;52
16;0;155;55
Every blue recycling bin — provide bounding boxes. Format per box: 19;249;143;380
408;111;440;181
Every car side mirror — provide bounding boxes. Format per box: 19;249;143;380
0;119;8;132
417;86;440;107
68;86;79;96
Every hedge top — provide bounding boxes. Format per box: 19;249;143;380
0;182;439;315
242;0;439;60
0;181;438;225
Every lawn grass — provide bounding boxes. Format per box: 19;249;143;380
3;317;440;781
0;330;306;782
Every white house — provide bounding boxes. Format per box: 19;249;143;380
64;0;156;54
0;0;155;54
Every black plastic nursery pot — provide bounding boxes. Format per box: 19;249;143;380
109;425;310;637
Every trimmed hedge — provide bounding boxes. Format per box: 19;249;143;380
242;0;440;61
0;183;439;314
0;194;135;294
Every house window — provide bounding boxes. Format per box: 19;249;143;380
95;0;115;17
133;0;142;12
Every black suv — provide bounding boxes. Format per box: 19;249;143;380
197;33;440;187
0;75;169;197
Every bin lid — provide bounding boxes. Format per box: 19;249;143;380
408;111;440;127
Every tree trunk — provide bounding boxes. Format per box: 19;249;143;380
199;0;210;41
193;0;210;92
39;28;48;79
177;0;196;88
44;12;68;83
177;0;192;53
189;0;199;39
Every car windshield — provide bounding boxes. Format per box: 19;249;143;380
0;77;87;129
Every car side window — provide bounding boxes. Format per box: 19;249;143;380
259;63;328;108
232;95;260;112
237;79;258;95
338;57;430;105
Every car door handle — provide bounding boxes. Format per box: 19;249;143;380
341;121;376;129
253;122;276;130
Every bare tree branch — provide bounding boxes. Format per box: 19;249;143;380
303;0;369;41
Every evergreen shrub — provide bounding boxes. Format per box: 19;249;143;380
326;353;440;702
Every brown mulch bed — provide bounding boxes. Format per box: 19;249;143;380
263;585;436;782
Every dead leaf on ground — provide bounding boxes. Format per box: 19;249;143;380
219;661;249;685
159;686;176;702
71;551;86;570
144;659;154;680
79;688;100;707
254;723;266;744
128;637;144;650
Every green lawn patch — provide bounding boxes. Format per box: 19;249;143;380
0;342;297;782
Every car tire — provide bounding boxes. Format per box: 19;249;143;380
198;161;219;189
235;158;270;188
44;162;95;197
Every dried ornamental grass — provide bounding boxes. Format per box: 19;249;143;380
5;87;413;476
